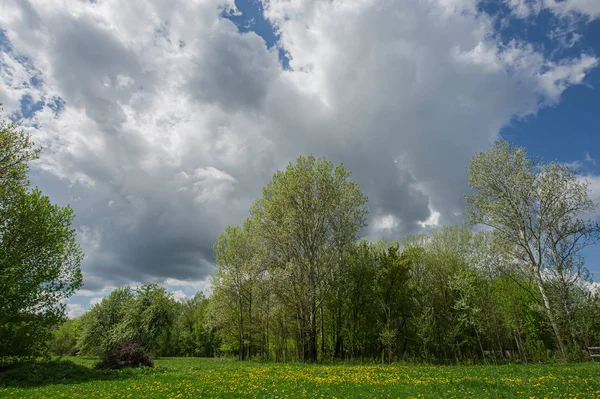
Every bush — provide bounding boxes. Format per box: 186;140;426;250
96;342;154;370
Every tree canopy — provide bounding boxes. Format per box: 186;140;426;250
466;140;600;360
0;108;83;361
46;146;600;365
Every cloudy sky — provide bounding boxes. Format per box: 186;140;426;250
1;0;599;318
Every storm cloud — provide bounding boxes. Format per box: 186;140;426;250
0;0;598;299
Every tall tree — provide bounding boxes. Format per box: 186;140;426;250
250;155;367;361
212;219;260;360
0;109;83;361
465;140;600;360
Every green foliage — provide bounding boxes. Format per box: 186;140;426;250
212;155;369;362
0;108;83;361
78;287;135;355
0;107;41;190
156;292;220;358
49;319;81;356
78;284;177;356
465;140;600;360
17;145;597;366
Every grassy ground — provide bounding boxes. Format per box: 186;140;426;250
1;357;599;398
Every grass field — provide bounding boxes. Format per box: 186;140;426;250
1;357;600;398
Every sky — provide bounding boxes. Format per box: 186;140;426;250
0;0;599;318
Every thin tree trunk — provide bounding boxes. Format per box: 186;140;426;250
309;307;318;362
239;294;245;361
334;303;343;359
308;264;318;362
534;270;567;361
248;290;252;360
320;303;325;358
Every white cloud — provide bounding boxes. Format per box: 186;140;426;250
546;0;600;20
0;0;597;295
66;303;85;319
507;0;600;20
164;277;212;296
89;297;104;307
582;174;600;219
585;152;596;166
171;290;190;303
419;211;441;228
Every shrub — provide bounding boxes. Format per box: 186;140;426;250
96;342;154;370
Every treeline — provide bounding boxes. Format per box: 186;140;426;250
56;228;600;363
208;145;600;363
51;285;219;358
56;143;600;364
209;226;600;363
4;102;598;364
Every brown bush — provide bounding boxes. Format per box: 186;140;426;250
96;342;154;369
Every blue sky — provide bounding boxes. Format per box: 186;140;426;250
1;0;600;315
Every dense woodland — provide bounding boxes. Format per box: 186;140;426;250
2;108;600;365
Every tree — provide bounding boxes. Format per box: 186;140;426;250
0;109;83;361
341;241;379;360
374;241;411;358
465;140;600;360
119;284;177;353
78;284;177;356
250;155;367;361
172;292;218;357
78;287;135;355
212;220;260;360
49;318;82;356
0;106;40;190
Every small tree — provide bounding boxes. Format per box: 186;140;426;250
49;319;82;356
77;287;135;355
379;324;397;364
79;284;176;357
466;140;600;361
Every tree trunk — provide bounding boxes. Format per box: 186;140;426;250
307;264;318;362
239;295;245;361
401;317;408;356
320;303;325;358
334;302;343;359
247;291;252;360
308;306;318;362
534;270;567;361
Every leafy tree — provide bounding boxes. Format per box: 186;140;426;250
0;107;40;190
212;219;261;359
250;155;367;361
78;287;135;355
172;292;219;357
466;140;600;360
374;241;411;357
49;319;82;356
118;284;177;354
341;241;379;360
78;284;176;356
0;109;83;361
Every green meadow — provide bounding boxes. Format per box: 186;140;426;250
2;358;600;399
